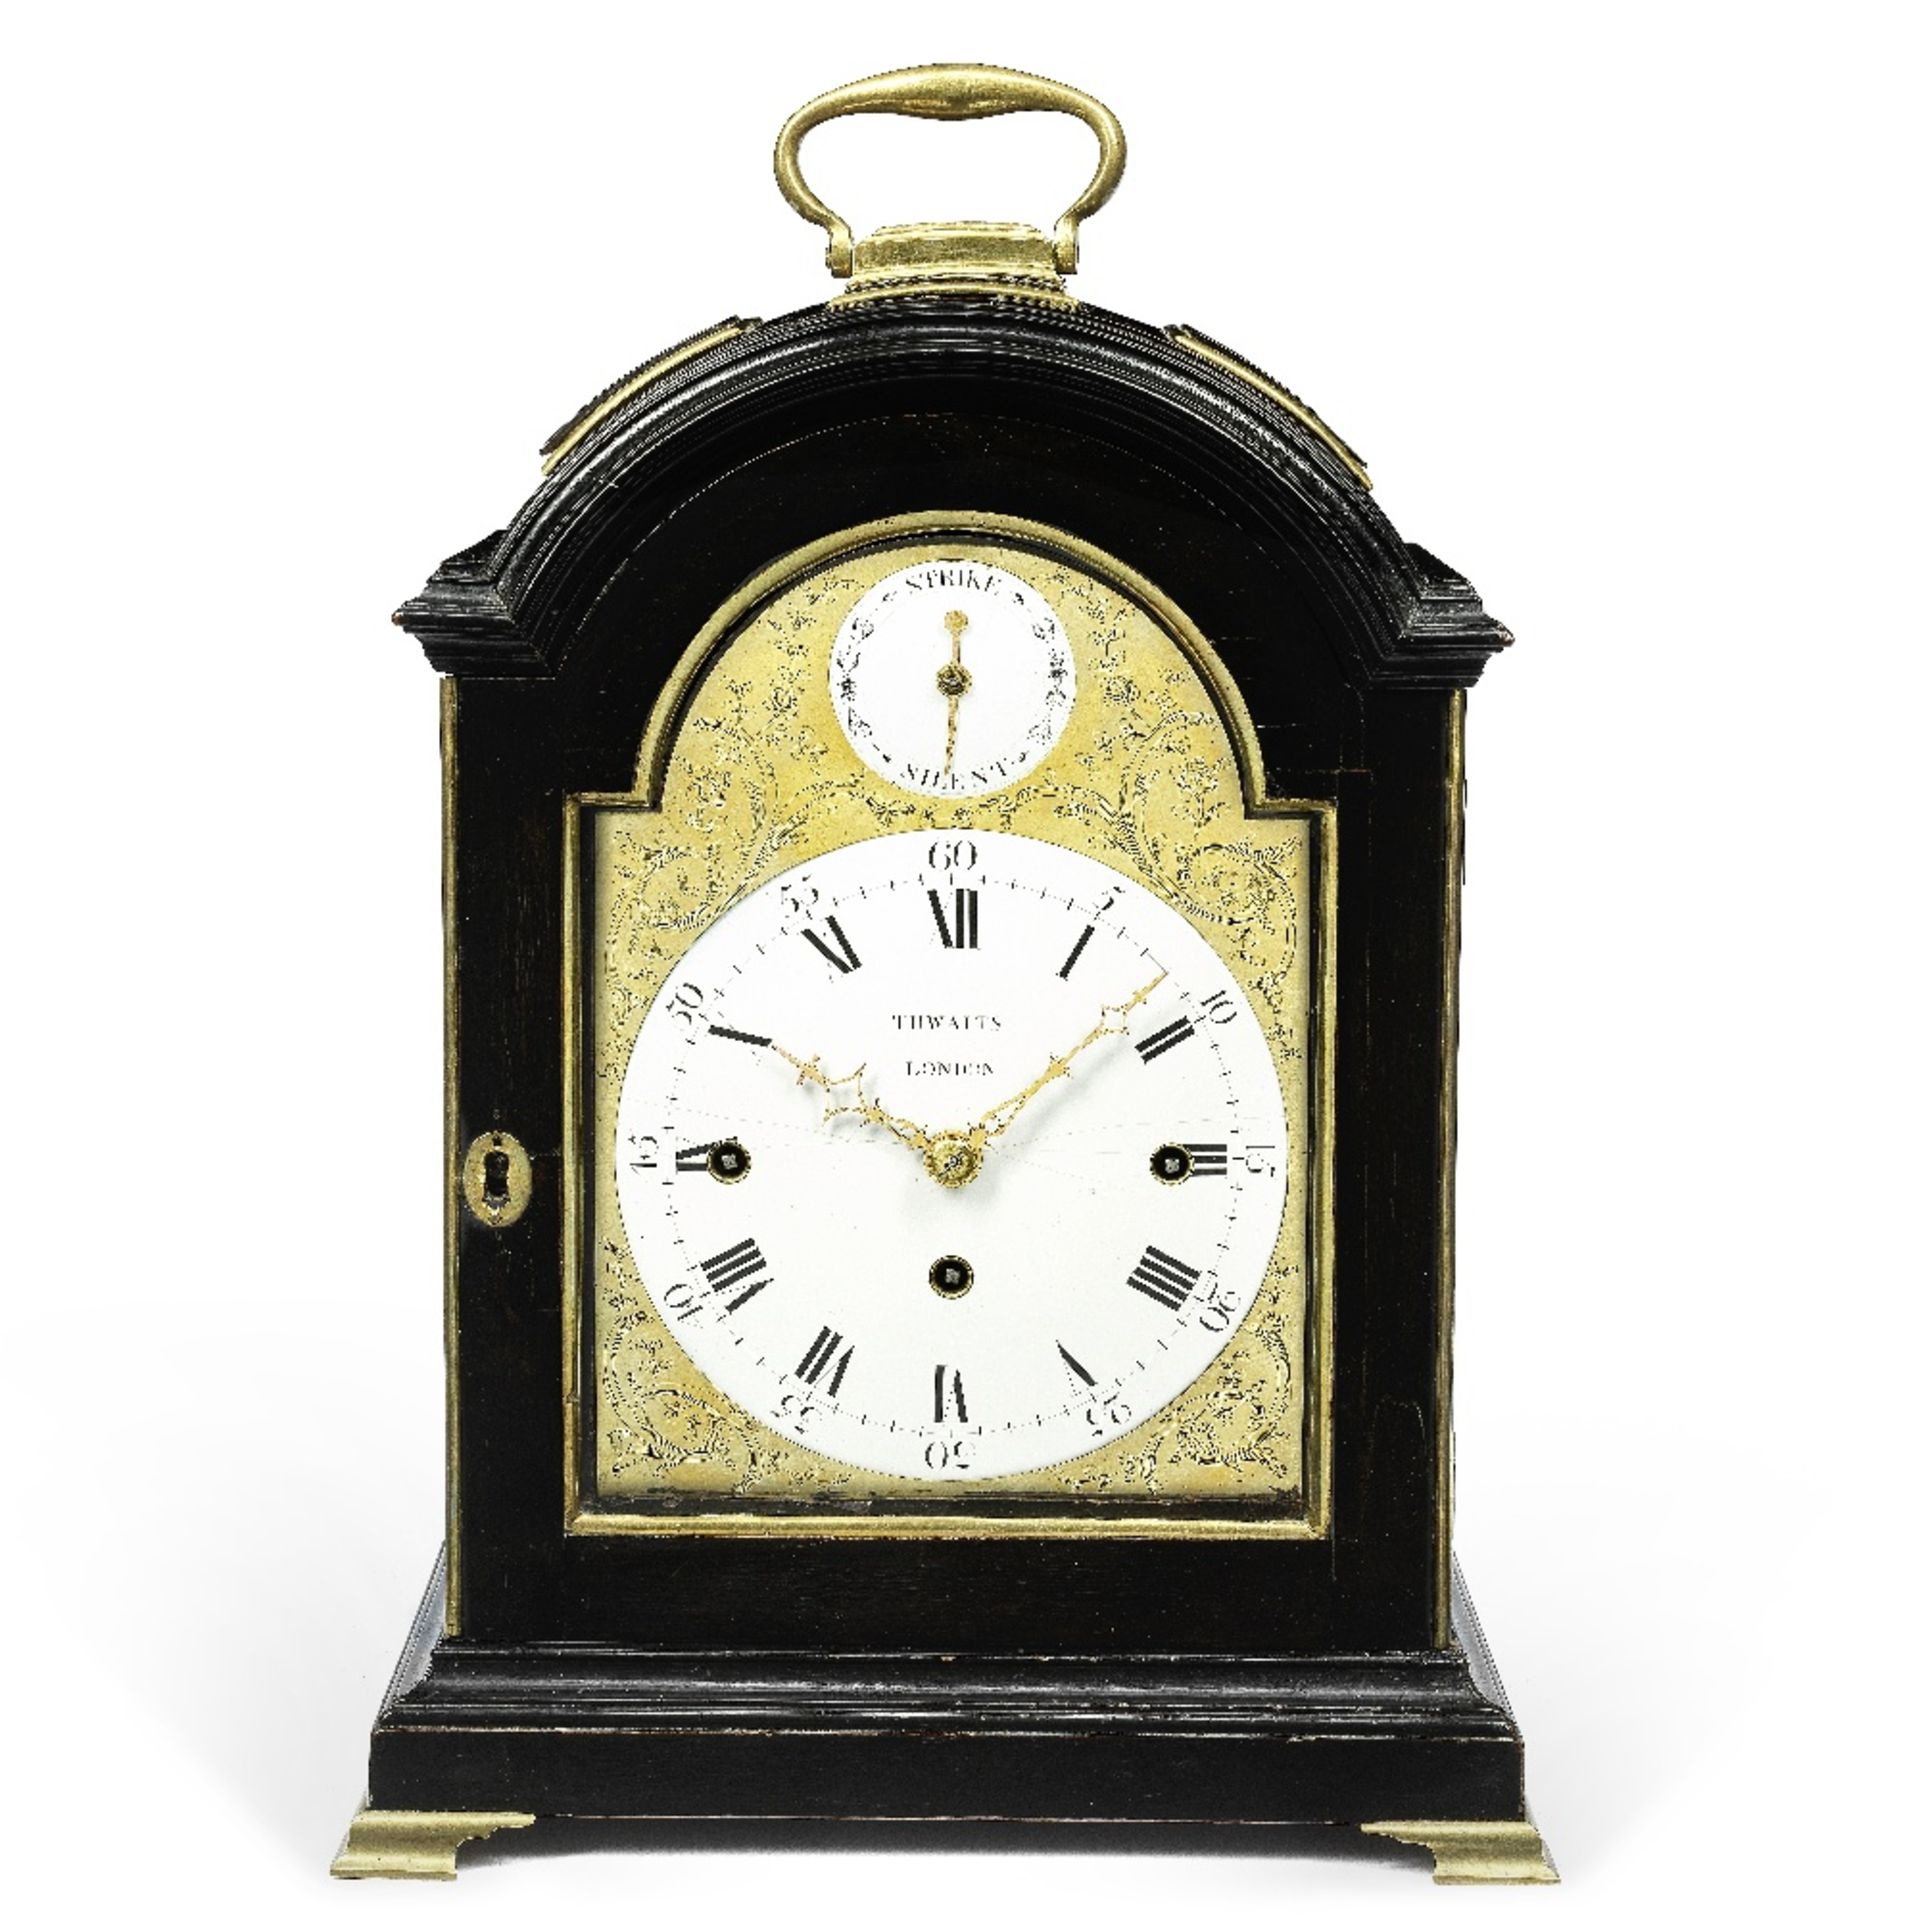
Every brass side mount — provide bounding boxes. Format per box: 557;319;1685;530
774;64;1125;305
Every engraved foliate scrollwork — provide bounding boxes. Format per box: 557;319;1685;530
583;533;1324;1516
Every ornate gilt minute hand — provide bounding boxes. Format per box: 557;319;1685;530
971;970;1168;1146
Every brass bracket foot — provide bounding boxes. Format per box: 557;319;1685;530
1363;1820;1559;1885
331;1807;538;1881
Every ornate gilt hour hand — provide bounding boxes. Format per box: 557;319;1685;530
774;1044;985;1190
936;608;972;778
772;1044;936;1157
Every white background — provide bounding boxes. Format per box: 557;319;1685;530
6;2;1914;1907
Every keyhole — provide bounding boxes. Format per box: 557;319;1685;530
483;1147;512;1208
463;1129;530;1228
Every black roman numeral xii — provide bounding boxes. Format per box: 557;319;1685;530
927;888;979;949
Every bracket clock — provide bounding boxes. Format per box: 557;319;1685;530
336;66;1555;1888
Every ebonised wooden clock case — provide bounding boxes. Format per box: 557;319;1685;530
335;66;1553;1888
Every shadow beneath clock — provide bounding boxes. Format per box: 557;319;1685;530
462;1815;1429;1874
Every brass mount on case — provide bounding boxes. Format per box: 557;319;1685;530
774;64;1125;305
1365;1819;1561;1885
331;1806;536;1880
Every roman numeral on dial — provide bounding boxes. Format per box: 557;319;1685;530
801;914;862;974
795;1325;854;1395
699;1238;771;1312
708;1024;771;1047
1135;1016;1195;1063
674;1144;710;1174
1058;923;1094;980
1185;1143;1229;1176
1128;1244;1204;1311
928;887;979;949
933;1363;969;1424
1056;1342;1096;1388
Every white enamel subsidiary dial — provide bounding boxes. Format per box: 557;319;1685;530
614;830;1288;1482
829;559;1074;795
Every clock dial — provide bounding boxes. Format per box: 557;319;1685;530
830;559;1074;795
614;829;1287;1481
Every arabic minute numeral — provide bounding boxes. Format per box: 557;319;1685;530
1198;989;1238;1025
1198;1289;1240;1335
928;839;979;873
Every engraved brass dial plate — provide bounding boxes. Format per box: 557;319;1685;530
564;516;1333;1539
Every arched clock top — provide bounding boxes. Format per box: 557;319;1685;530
394;301;1510;693
619;512;1276;819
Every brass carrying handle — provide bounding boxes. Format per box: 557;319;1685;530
774;64;1127;278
